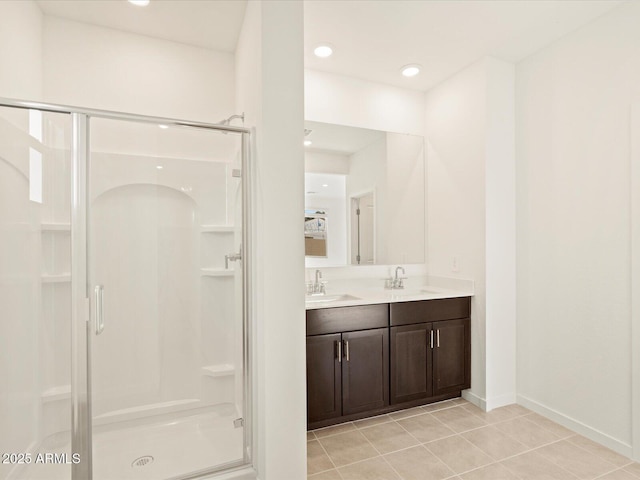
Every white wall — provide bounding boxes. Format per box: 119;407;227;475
236;1;307;478
516;1;640;457
0;0;43;100
425;57;516;411
43;16;235;122
305;69;425;136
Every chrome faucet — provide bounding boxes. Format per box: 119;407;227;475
307;269;327;296
385;266;407;290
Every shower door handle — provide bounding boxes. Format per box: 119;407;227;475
94;285;105;335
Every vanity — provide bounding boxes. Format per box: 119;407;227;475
306;291;471;430
303;120;471;429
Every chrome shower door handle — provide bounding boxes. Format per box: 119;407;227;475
94;285;104;335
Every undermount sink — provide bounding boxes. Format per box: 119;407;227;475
305;294;361;304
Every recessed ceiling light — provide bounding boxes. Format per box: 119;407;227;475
314;44;333;58
322;184;329;187
401;64;421;77
156;165;163;170
128;0;150;6
304;140;312;146
158;124;169;129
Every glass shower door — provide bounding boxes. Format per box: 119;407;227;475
87;117;247;479
0;105;73;480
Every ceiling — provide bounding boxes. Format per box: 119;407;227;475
36;0;247;52
304;0;623;91
36;0;624;92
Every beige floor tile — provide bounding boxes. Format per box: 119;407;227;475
384;445;455;480
460;463;519;480
462;425;528;461
425;435;493;474
501;451;578;479
493;415;560;448
389;406;427;421
597;469;638;480
308;439;335;475
308;431;317;441
314;422;357;439
397;412;456;443
431;406;488;433
502;404;532;417
623;463;640;478
353;414;392;429
462;404;524;424
338;457;401;480
568;435;633;468
318;431;379;468
450;397;470;406
524;412;574;438
537;439;618;479
422;400;457;413
309;469;343;480
360;421;419;454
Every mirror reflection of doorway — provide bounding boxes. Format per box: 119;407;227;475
350;192;374;265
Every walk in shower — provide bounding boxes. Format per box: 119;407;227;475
0;99;252;480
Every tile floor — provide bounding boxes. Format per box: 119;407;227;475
307;398;640;480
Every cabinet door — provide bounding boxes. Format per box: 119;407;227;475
432;318;470;396
307;333;342;424
390;323;432;404
342;328;389;415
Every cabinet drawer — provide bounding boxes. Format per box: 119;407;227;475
390;297;470;326
307;304;389;336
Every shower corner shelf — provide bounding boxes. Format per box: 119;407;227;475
201;364;235;378
200;268;234;277
200;225;234;233
41;273;71;283
41;384;71;403
41;223;71;232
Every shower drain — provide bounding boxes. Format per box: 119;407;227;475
132;456;154;468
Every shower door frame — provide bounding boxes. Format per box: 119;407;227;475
0;97;254;480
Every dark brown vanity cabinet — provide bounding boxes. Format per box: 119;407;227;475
306;305;389;425
306;297;471;428
390;298;471;404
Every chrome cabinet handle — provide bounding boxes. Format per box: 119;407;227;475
430;330;434;349
437;329;440;348
344;340;350;362
94;285;104;335
337;340;342;363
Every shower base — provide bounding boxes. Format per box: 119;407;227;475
10;403;244;480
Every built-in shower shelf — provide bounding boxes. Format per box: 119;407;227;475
41;385;71;403
200;225;234;233
201;364;235;378
41;273;71;283
41;223;71;232
200;268;234;277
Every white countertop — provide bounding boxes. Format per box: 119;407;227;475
305;285;474;310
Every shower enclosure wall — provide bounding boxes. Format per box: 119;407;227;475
0;99;252;480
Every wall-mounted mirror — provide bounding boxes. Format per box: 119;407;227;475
304;121;425;267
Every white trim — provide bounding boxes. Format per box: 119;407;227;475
462;390;516;412
631;100;640;462
517;394;633;459
486;392;517;411
462;390;486;411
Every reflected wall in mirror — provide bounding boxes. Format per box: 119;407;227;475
304;121;425;267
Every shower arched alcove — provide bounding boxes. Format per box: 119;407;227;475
0;101;252;480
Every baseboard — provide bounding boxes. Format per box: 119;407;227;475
462;390;517;412
517;394;633;459
462;390;486;411
486;393;517;411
